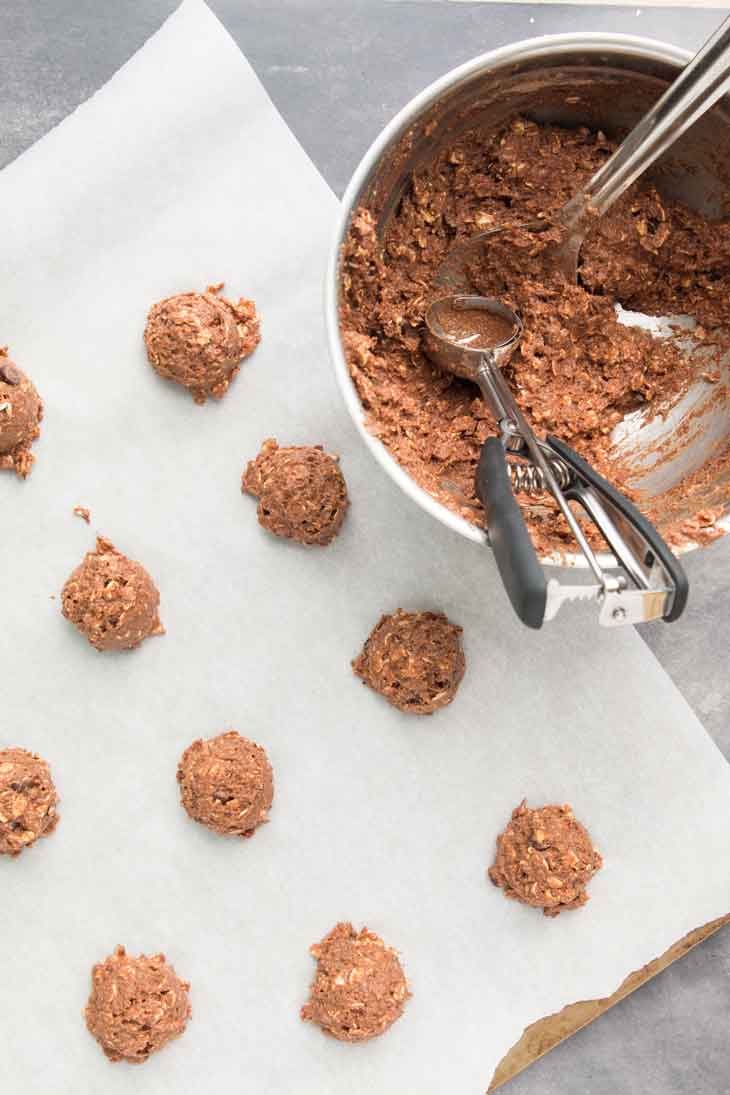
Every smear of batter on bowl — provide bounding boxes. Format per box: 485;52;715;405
340;117;730;555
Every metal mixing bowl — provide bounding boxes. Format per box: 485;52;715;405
325;33;730;565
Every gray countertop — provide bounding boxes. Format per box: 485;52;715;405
1;2;729;1092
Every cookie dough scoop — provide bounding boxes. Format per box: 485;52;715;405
424;295;687;630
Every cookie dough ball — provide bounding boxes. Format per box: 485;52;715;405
144;285;260;404
242;438;349;546
61;536;164;652
177;730;273;838
0;747;59;856
301;923;409;1042
0;353;43;478
85;945;191;1063
489;800;603;917
353;609;465;715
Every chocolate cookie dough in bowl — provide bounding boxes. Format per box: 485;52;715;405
327;34;730;567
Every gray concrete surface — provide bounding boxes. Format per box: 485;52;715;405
1;2;728;1092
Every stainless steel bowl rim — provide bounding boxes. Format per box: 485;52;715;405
325;32;730;568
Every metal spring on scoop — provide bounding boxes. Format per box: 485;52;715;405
507;457;572;497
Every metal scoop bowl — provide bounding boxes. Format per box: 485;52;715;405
423;295;522;378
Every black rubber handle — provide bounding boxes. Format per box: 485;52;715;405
476;437;547;629
546;435;689;623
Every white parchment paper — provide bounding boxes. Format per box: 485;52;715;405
1;3;729;1092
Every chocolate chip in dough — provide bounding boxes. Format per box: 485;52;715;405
0;362;21;385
